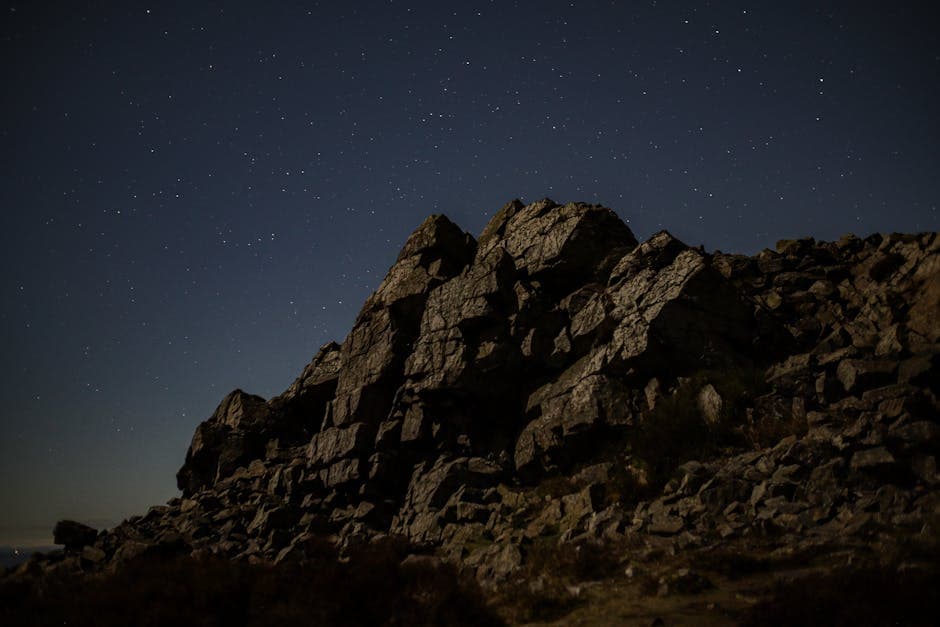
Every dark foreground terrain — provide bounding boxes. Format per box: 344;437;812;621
4;535;939;626
4;199;939;625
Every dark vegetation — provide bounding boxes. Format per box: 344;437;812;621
493;538;624;624
742;564;940;626
688;547;775;581
525;364;782;509
740;519;940;626
626;365;778;494
0;538;503;627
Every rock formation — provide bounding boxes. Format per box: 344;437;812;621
7;199;939;623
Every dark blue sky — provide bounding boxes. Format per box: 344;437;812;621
1;1;937;546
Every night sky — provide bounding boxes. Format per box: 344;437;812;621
1;1;937;547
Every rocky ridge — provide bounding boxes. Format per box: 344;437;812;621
8;199;940;621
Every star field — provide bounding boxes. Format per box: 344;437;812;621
1;1;937;546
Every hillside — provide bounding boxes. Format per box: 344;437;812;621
4;199;939;625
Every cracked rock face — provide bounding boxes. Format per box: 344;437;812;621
327;214;476;430
23;199;937;593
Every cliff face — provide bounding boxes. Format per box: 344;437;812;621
13;200;940;602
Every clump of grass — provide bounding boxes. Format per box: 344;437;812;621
601;461;650;506
533;474;576;499
526;537;621;583
494;575;580;624
493;537;623;624
741;404;808;449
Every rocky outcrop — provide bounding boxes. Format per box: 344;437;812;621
13;200;938;614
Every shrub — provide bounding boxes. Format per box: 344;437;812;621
631;365;768;491
740;403;808;449
493;537;623;624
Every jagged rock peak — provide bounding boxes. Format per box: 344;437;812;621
209;389;270;430
327;213;477;429
477;198;525;246
478;198;639;291
367;213;476;311
395;213;476;264
607;229;690;284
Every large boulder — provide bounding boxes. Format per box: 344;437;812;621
53;520;98;550
478;198;638;293
268;341;343;437
605;231;772;374
176;389;271;496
